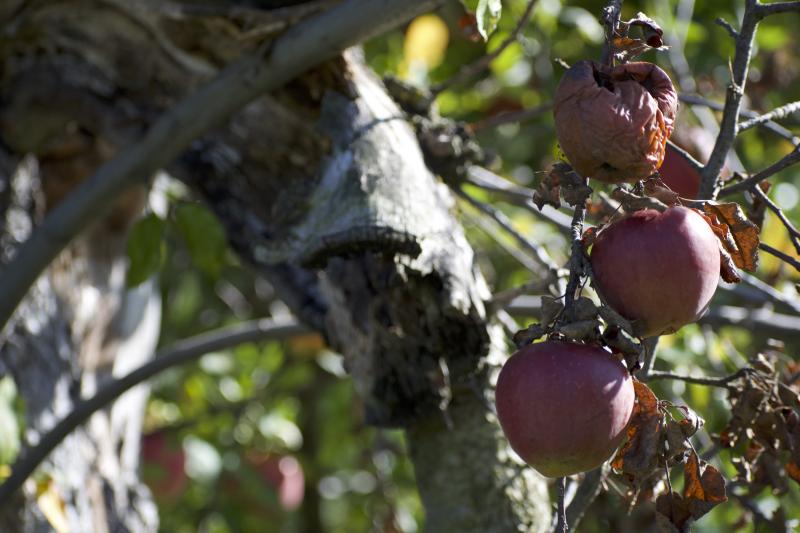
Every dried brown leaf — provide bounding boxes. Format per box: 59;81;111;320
533;168;561;210
787;461;800;484
655;492;692;532
682;451;727;520
703;202;760;272
539;296;564;327
612;381;664;483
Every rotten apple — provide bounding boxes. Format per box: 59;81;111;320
554;60;677;183
495;341;635;478
590;206;720;337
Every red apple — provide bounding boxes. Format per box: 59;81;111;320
590;206;720;337
141;431;188;500
659;144;701;199
495;341;635;478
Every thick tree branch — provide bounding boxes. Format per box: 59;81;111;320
699;0;760;199
0;318;308;504
0;0;442;332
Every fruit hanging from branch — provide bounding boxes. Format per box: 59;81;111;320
553;60;677;183
495;341;635;478
590;206;721;337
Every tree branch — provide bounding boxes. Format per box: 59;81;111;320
750;185;800;254
0;318;308;504
566;467;606;529
718;146;800;196
679;93;800;145
0;0;443;333
699;0;760;199
754;1;800;17
760;243;800;272
465;166;573;233
432;0;538;95
646;367;752;388
737;100;800;133
457;188;561;278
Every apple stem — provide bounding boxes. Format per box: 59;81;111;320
556;476;568;532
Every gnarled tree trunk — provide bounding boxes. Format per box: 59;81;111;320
0;1;549;530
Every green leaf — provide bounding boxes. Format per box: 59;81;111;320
461;0;503;40
126;213;166;288
0;377;20;465
174;204;227;279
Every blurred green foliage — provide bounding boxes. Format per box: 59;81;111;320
145;0;800;531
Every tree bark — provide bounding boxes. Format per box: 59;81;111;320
0;154;160;530
0;1;550;530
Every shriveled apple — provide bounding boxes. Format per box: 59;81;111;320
495;341;635;478
554;60;677;183
590;206;720;337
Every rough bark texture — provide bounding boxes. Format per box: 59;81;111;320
0;1;549;530
0;154;160;530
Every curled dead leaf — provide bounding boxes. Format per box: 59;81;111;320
702;202;760;272
612;381;664;484
682;451;727;520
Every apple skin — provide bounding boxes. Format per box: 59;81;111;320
141;431;188;501
659;144;701;199
590;206;720;337
495;341;635;478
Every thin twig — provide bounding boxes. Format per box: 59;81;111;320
699;0;761;199
465;166;573;233
600;0;624;66
719;146;800;196
457;188;562;277
566;466;606;529
556;476;568;533
750;185;800;254
560;188;589;315
505;297;800;341
473;102;552;131
679;93;800;145
737;100;800;133
646;367;752;388
431;0;538;95
0;318;308;503
666;139;704;174
754;1;800;17
760;243;800;272
0;0;443;333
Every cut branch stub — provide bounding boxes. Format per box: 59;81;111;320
554;60;677;184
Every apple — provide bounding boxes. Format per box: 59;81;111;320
554;60;677;183
495;341;635;478
659;144;701;199
590;206;720;337
141;431;188;500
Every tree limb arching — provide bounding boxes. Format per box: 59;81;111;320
0;318;308;504
0;0;442;333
